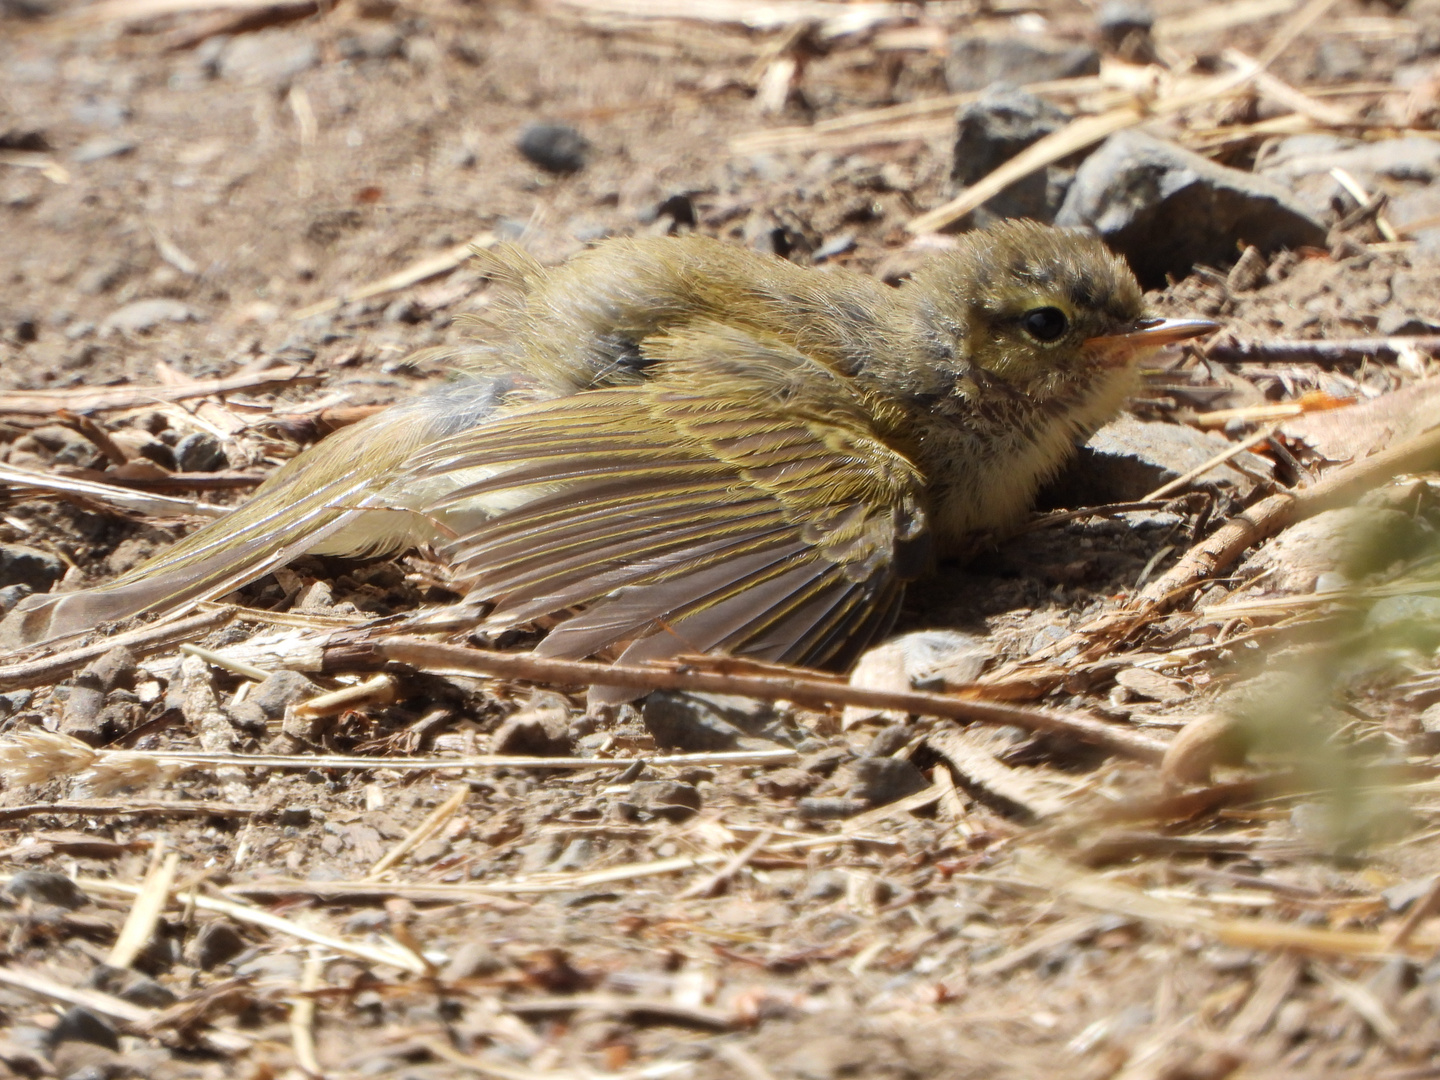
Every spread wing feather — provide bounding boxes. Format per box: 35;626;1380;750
410;324;930;670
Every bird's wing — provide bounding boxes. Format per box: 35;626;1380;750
8;381;503;645
412;323;931;671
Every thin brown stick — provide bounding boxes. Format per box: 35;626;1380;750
0;798;260;822
0;365;312;416
368;638;1168;761
0;606;238;689
57;411;132;466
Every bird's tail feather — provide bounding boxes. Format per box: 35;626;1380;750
5;381;504;648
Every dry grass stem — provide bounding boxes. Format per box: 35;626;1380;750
366;782;470;880
107;841;181;969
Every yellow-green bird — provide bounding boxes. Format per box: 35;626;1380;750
9;220;1214;667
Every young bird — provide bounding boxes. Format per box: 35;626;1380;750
9;220;1214;667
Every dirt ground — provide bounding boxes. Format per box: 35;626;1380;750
3;0;1440;1077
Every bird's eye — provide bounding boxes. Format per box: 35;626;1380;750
1021;307;1069;343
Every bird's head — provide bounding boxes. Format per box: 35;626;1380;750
902;219;1215;403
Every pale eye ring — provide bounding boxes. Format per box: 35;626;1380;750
1021;306;1069;343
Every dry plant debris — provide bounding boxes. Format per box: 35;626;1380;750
3;0;1440;1075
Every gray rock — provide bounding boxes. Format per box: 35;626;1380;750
1387;186;1440;252
863;725;911;757
173;431;228;472
337;25;403;61
249;670;319;719
1256;135;1440;223
1057;413;1273;504
1097;0;1154;52
844;756;928;807
1056;130;1327;287
799;870;848;902
621;779;702;822
85;646;138;692
48;1007;119;1051
23;424;103;467
945;34;1100;93
100;298;201;336
7;870;89;909
490;697;574;757
0;543;63;593
517;123;589;174
90;965;177;1008
218;28;319;85
642;691;770;751
951;86;1072;224
186;920;246;970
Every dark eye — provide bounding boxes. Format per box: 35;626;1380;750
1021;307;1069;343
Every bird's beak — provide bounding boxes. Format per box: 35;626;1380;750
1085;317;1220;367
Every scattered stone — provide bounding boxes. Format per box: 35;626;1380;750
642;691;770;751
71;136;134;163
620;780;702;822
48;1007;119;1052
1383;874;1438;912
1256;135;1440;223
844;630;992;728
87;647;138;692
944;33;1100;93
0;544;63;593
90;965;177;1008
1096;0;1156;60
186;920;247;970
99;297;201;336
1056;130;1327;286
1241;508;1427;593
843;756;928;807
7;870;89;909
18;424;103;468
250;670;320;719
217;28;319;86
173;431;228;472
951;86;1072;224
516;122;589;174
799;870;848;902
1387;186;1440;253
337;25;403;61
276;805;312;827
863;725;911;758
1059;414;1274;504
490;695;574;757
59;671;107;745
756;767;819;798
1378;309;1440;336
